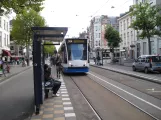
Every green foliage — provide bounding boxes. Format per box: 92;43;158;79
11;9;45;47
130;2;161;38
130;1;161;54
0;0;45;15
44;42;56;55
104;25;122;52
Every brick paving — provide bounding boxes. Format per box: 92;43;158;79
30;66;76;120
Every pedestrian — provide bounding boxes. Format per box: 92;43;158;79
52;55;56;66
93;57;96;64
97;55;100;65
44;64;61;98
55;54;62;78
50;56;53;67
1;60;6;77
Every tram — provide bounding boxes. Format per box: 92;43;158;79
59;38;89;73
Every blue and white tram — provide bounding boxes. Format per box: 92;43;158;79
59;38;89;73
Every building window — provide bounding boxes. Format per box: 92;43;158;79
131;31;133;39
0;17;1;28
124;20;125;30
7;22;8;31
99;33;100;38
124;33;126;40
0;32;2;47
127;18;129;29
4;33;6;46
4;20;5;30
7;35;8;45
127;32;129;41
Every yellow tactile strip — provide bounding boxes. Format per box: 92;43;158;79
31;95;65;120
31;77;76;120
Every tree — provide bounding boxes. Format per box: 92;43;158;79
0;0;45;15
104;25;122;61
11;9;45;65
44;42;56;55
130;1;161;55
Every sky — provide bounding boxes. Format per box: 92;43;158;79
40;0;133;50
40;0;133;37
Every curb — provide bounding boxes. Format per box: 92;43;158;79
90;64;161;84
0;66;32;83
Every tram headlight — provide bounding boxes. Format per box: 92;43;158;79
84;62;87;66
69;62;72;66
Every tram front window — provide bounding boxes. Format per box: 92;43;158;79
68;44;87;60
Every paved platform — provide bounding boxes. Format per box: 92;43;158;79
31;67;76;120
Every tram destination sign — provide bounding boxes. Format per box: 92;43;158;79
66;39;87;44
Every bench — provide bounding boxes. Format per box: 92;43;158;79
44;81;53;98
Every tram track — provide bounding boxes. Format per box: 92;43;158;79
90;66;161;100
87;72;160;120
67;74;155;120
70;76;102;120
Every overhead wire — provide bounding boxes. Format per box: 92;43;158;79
110;0;133;13
90;0;111;17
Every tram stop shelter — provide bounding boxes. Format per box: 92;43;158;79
31;27;68;114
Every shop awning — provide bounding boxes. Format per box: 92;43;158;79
2;50;11;56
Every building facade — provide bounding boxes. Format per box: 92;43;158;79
0;15;10;56
118;12;137;59
89;15;119;50
88;15;119;58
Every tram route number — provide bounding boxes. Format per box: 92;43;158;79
67;39;87;43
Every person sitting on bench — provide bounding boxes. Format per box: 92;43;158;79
44;64;61;98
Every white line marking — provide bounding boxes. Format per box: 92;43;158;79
61;89;67;91
62;94;69;97
64;107;73;110
62;98;70;101
65;113;76;117
89;72;161;111
60;87;66;89
61;91;68;94
63;102;71;105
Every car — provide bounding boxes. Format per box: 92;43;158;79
132;55;161;73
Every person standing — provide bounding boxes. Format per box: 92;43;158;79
55;54;62;78
97;55;100;65
52;55;56;66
